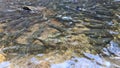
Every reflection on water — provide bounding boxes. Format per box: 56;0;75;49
0;61;10;68
1;53;119;68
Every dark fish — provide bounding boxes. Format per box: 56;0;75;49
76;6;80;11
22;6;31;12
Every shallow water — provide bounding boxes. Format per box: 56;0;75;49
0;0;120;68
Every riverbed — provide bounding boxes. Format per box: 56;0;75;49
0;0;120;68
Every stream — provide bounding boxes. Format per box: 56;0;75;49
0;0;120;68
